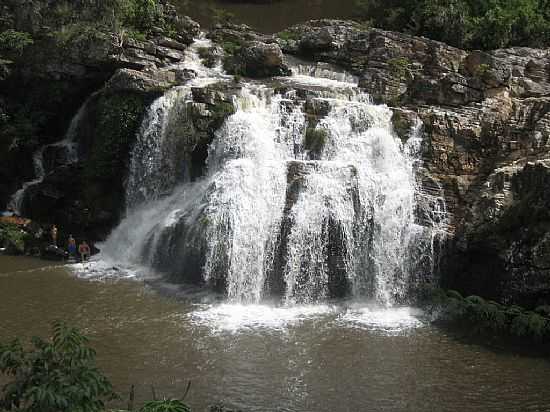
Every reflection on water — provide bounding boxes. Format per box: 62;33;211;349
173;0;358;33
1;256;550;412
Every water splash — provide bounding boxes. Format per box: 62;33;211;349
96;49;448;307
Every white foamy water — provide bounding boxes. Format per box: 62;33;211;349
81;39;448;309
189;303;424;335
338;306;425;334
189;303;336;332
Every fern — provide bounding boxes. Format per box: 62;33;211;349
140;399;192;412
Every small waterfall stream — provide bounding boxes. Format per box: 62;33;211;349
96;38;448;306
5;99;86;215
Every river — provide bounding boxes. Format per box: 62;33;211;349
173;0;358;33
1;255;550;411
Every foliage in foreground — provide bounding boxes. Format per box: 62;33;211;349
355;0;550;50
0;221;31;254
422;289;550;343
0;323;195;412
0;30;33;59
0;322;116;412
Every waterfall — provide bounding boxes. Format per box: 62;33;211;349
100;41;448;306
5;99;87;215
125;37;230;210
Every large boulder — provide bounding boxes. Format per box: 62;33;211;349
106;68;176;94
226;41;290;78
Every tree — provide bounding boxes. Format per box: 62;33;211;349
0;322;116;412
354;0;550;50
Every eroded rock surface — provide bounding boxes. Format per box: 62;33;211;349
272;19;550;306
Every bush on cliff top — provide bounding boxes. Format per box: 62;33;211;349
355;0;550;50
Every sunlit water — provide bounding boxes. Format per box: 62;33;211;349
2;256;550;412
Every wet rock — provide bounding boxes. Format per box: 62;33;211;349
41;244;68;261
391;108;420;142
227;41;290;78
106;68;176;94
267;161;362;299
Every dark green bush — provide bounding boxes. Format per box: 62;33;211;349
120;0;164;33
0;222;30;254
0;30;33;57
0;322;116;412
85;93;148;181
425;288;550;343
140;399;192;412
197;47;218;69
355;0;550;50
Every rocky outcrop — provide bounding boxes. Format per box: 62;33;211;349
0;0;201;210
106;68;177;94
208;23;290;78
226;41;290;77
276;19;550;307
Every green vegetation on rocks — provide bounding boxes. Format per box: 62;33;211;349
422;288;550;343
355;0;550;49
197;47;218;68
209;101;236;130
0;322;116;412
0;30;33;58
0;221;30;254
0;323;197;412
85;92;148;182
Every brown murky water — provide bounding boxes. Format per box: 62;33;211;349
1;255;550;411
173;0;358;33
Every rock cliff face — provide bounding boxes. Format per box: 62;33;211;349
274;19;550;307
2;9;549;306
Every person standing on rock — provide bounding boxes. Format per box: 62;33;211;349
78;241;91;262
51;225;58;246
67;235;77;258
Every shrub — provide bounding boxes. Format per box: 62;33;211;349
0;322;116;412
0;30;33;57
197;47;218;69
424;288;550;344
85;92;148;181
354;0;550;50
474;63;491;78
0;222;30;254
388;57;411;80
446;290;463;300
221;41;242;56
210;7;235;26
140;399;192;412
277;30;300;42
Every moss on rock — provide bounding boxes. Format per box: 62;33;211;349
84;92;149;182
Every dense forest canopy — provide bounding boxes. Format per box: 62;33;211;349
356;0;550;49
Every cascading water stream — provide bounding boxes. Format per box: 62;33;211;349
5;98;87;215
97;44;448;306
